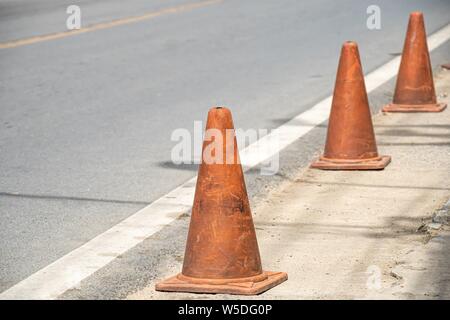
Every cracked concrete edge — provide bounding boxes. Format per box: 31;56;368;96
431;198;450;225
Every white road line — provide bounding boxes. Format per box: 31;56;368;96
1;23;449;300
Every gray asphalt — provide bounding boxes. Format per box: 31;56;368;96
1;0;449;294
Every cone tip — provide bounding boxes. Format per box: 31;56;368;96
344;40;357;46
409;11;424;22
205;106;234;129
341;41;359;56
208;106;232;117
210;105;229;112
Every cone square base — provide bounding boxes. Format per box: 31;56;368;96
311;155;391;170
155;271;288;295
382;102;446;113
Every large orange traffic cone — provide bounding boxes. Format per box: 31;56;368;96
311;41;391;170
382;12;446;112
156;107;287;295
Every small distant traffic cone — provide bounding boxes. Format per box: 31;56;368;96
156;107;287;295
382;12;447;112
311;41;391;170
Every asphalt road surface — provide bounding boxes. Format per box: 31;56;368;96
1;0;449;293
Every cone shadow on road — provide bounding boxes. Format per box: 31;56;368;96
157;161;199;171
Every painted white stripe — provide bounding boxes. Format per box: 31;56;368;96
1;23;449;300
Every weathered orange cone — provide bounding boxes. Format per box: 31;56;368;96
382;12;447;112
156;107;287;295
311;42;391;170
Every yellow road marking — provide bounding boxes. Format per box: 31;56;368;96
0;0;222;49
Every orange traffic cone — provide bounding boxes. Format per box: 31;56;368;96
382;12;447;112
311;41;391;170
156;107;287;295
